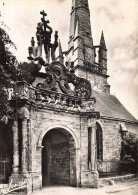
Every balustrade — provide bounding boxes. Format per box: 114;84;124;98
11;81;96;112
84;62;102;74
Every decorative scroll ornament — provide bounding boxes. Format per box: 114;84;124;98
37;61;91;98
26;11;91;98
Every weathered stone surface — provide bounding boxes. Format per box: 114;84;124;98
4;0;138;194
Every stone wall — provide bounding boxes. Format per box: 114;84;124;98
30;106;126;184
50;142;70;185
29;106;99;188
97;119;122;176
30;108;82;187
75;68;110;94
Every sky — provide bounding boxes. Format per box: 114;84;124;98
0;0;138;119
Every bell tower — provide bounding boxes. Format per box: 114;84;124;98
65;0;110;94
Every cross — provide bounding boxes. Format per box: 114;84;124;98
40;10;47;21
40;10;49;30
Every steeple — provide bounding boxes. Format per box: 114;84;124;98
69;0;93;48
66;0;110;94
66;0;95;68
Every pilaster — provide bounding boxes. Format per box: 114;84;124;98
21;118;28;174
12;119;19;174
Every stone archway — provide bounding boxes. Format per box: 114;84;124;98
42;127;77;187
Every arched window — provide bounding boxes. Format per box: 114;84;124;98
96;122;103;160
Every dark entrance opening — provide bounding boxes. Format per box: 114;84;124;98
42;128;76;186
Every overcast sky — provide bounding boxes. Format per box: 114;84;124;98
0;0;138;119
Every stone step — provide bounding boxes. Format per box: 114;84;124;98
99;173;136;187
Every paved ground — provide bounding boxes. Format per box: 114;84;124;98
32;177;138;195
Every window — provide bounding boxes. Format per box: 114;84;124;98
96;122;103;160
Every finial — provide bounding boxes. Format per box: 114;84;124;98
58;39;63;55
31;37;35;47
57;39;64;64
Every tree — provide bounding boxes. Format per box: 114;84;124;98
0;11;17;121
123;132;138;162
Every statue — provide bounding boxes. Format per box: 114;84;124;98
28;10;58;66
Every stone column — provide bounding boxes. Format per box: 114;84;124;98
22;118;28;174
12;119;19;174
87;118;97;171
91;123;97;171
27;119;32;172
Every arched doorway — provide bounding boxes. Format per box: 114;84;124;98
42;128;76;187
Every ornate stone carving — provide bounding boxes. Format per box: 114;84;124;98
81;99;95;111
20;11;92;98
37;61;91;98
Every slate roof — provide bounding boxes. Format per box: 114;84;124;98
92;90;138;123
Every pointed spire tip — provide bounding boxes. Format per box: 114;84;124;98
100;31;106;49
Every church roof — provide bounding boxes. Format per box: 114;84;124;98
93;90;138;123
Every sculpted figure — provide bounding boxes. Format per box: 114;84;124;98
28;10;58;66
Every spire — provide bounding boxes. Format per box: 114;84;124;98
72;0;89;7
57;39;64;64
66;0;95;68
68;0;93;49
100;31;106;49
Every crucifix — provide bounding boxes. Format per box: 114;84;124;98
28;10;58;66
